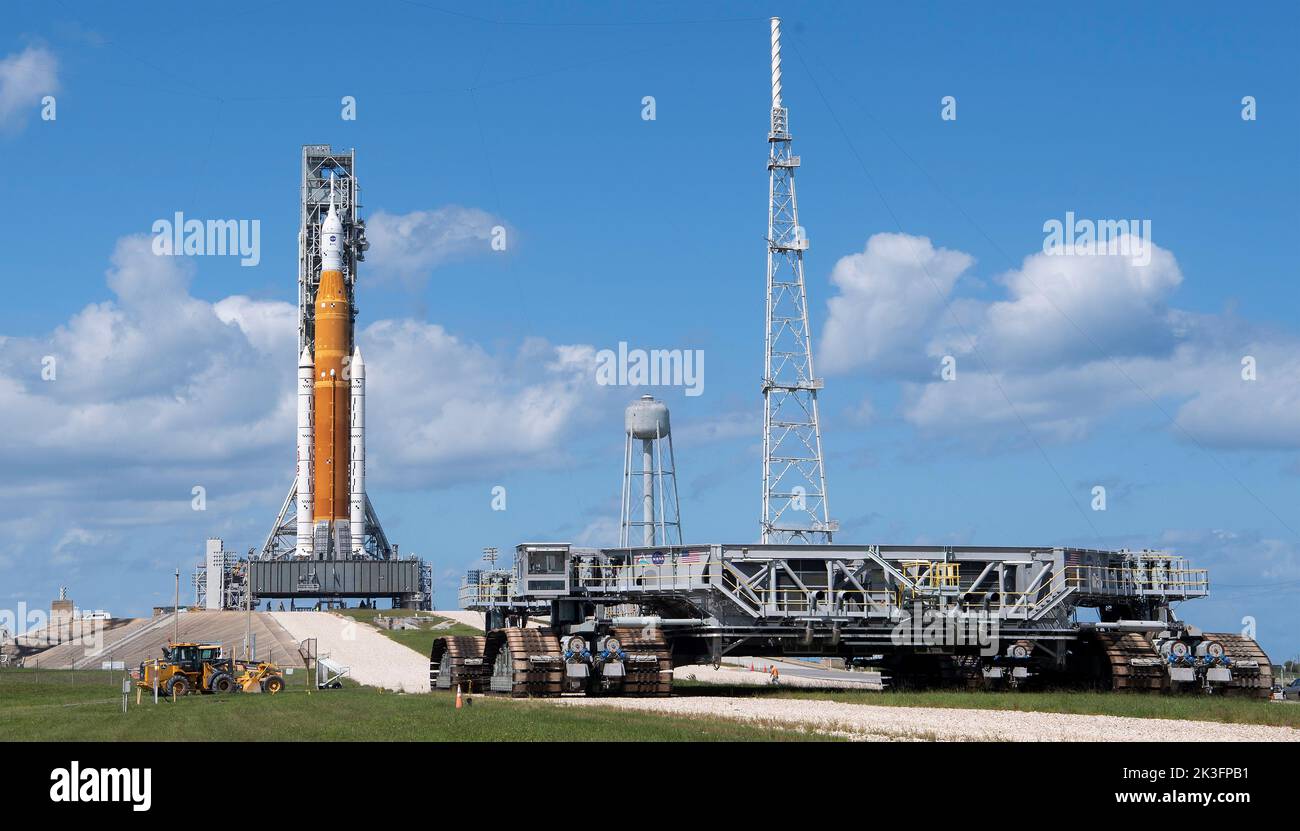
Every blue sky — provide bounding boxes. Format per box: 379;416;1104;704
1;2;1297;659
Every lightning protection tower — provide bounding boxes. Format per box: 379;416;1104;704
761;18;836;544
620;396;683;547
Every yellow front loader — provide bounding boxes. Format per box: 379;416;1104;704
137;642;235;697
234;660;286;694
136;643;286;697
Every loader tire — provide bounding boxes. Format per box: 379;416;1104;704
209;673;235;694
262;676;285;695
167;675;190;698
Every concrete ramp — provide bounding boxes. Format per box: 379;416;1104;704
11;617;135;651
271;611;428;693
24;611;303;670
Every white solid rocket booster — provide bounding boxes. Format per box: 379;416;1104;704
349;345;365;556
296;346;314;557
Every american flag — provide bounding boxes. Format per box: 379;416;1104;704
680;551;703;564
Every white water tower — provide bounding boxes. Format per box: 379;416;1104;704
620;395;683;547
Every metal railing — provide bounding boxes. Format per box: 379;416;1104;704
461;556;1209;618
1064;564;1208;596
458;583;516;608
573;559;710;594
900;560;961;590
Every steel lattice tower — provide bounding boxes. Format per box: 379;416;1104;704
761;18;835;544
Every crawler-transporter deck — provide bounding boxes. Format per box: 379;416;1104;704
432;542;1272;698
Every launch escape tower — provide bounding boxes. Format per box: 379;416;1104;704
761;19;835;544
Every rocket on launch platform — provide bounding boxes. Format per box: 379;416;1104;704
296;175;366;558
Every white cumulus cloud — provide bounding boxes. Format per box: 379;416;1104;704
0;234;603;577
365;206;505;287
820;232;973;375
360;321;604;487
820;232;1300;451
0;46;58;133
969;233;1184;370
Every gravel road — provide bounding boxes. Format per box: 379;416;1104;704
675;664;883;690
271;611;428;693
553;695;1300;742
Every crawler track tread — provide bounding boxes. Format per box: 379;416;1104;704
1203;632;1273;698
430;635;488;692
612;626;673;697
485;628;564;697
1090;631;1168;693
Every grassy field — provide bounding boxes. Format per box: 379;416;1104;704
3;668;1294;740
332;608;482;658
0;669;827;741
674;680;1300;728
328;611;1298;731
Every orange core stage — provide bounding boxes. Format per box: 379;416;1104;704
313;266;351;531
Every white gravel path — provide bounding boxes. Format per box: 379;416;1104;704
270;611;428;694
675;664;882;690
553;695;1300;742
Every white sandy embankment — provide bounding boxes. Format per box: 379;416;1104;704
270;612;428;693
553;696;1300;742
430;610;545;629
429;610;487;629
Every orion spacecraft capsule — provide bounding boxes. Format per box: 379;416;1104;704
294;175;367;558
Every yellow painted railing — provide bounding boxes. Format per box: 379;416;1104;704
900;560;961;589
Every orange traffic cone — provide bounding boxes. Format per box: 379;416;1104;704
455;684;463;709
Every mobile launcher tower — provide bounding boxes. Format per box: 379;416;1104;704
199;146;431;612
444;20;1272;698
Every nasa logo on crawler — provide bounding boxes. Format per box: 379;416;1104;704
651;551;665;565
